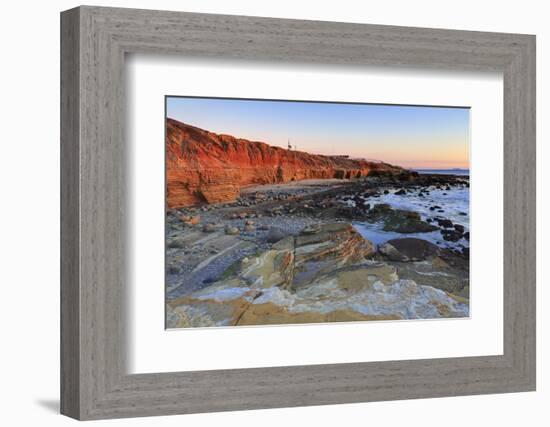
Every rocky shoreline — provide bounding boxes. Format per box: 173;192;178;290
166;173;470;328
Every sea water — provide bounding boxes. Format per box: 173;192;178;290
414;169;470;176
353;186;470;250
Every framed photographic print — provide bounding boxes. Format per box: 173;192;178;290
164;96;472;329
61;6;536;420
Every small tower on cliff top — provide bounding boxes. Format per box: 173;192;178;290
287;139;292;150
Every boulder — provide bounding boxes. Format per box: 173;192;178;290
202;223;220;233
224;226;240;235
379;238;441;262
266;227;289;243
440;229;462;242
366;204;438;233
437;218;454;228
167;238;186;249
181;215;200;225
168;264;182;275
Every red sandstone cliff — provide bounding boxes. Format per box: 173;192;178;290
166;118;410;208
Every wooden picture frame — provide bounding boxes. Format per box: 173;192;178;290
60;5;536;420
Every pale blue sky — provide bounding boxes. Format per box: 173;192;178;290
166;96;470;169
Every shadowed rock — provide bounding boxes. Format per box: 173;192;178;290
379;238;442;262
265;227;289;243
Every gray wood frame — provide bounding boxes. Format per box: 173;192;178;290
61;5;536;420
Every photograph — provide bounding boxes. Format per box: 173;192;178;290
165;97;471;328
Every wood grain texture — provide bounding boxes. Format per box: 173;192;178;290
60;7;80;419
60;6;536;420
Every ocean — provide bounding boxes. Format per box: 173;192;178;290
353;186;469;250
414;169;470;176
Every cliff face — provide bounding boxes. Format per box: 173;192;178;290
166;118;409;208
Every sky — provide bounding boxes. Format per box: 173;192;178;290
166;97;470;169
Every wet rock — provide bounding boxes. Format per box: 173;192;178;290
395;189;406;195
244;225;256;232
440;229;462;242
364;204;438;233
437;219;454;228
379;238;442;262
454;224;465;233
369;204;393;215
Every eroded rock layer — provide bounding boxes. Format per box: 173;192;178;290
166;223;468;328
166;118;412;208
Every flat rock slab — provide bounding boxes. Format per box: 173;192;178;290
167;223;469;328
